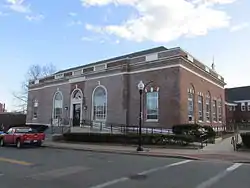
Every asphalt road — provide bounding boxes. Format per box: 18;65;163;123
0;146;249;188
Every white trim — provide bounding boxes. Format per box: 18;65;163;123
29;62;224;91
52;90;64;124
69;76;86;83
145;119;158;123
70;88;83;127
26;122;50;126
225;102;237;106
91;85;108;122
93;64;107;71
234;100;250;103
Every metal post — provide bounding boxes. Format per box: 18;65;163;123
137;89;143;151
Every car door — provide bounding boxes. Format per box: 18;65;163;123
4;128;14;144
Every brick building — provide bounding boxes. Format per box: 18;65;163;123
0;103;5;113
225;86;250;124
26;46;226;129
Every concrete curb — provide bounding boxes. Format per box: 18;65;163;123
43;143;201;161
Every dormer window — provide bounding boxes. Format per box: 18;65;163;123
55;73;64;79
94;64;107;72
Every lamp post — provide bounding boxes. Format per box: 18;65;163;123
137;81;145;151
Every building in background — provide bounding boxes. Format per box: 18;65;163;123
0;112;26;131
27;46;226;129
225;86;250;125
0;103;5;113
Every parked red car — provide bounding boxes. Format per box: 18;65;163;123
0;127;45;148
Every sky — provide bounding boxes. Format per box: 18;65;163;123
0;0;249;111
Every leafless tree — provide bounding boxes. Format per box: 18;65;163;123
13;63;56;113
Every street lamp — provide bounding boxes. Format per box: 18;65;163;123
137;80;145;151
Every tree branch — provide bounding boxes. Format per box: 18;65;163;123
12;64;56;112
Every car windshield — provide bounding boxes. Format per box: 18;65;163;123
15;128;38;133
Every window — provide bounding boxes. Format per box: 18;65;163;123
233;106;236;111
33;99;38;119
248;103;250;111
229;106;232;111
212;100;217;122
94;64;107;72
73;90;82;100
146;92;159;120
146;53;158;61
205;92;211;122
198;95;203;121
55;73;64;79
7;128;13;134
53;92;63;119
241;103;246;111
93;86;107;121
15;128;37;133
73;69;82;76
188;92;194;121
218;99;222;122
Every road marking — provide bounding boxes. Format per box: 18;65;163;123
28;166;90;180
0;157;33;166
196;163;243;188
88;160;192;188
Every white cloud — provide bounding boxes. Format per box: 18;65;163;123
82;0;237;42
25;14;44;22
230;22;249;32
68;12;77;17
5;0;31;13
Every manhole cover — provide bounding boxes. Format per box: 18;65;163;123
129;174;147;180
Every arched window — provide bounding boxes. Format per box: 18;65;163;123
92;86;107;121
188;85;195;122
33;99;38;119
218;97;222;122
205;91;211;122
198;93;204;122
53;91;63;119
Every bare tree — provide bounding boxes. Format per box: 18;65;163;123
13;63;56;113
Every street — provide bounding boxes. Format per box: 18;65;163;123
0;146;249;188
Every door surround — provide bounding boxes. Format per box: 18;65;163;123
70;87;83;127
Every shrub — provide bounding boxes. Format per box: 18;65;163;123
240;132;250;148
172;124;216;141
172;124;201;135
202;125;216;138
63;133;195;146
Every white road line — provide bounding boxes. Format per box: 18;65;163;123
196;163;243;188
88;160;192;188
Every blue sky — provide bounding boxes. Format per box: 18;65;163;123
0;0;249;111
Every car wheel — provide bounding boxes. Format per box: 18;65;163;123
36;141;42;147
0;139;4;147
16;139;22;148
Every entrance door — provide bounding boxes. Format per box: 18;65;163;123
73;104;81;127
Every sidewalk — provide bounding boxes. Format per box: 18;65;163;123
43;140;250;162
